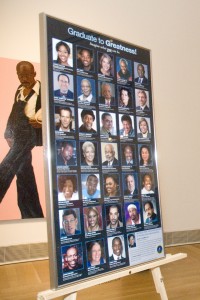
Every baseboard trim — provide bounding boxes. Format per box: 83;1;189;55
0;230;200;265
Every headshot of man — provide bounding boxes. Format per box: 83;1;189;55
58;175;78;202
81;141;98;166
119;115;135;138
100;112;116;136
122;144;135;166
137;117;151;139
78;78;95;103
56;107;74;132
124;174;138;196
128;234;136;248
82;174;101;199
63;245;82;272
53;40;72;67
104;174;120;197
126;203;141;225
136;90;150;112
77;48;94;72
139;145;152;167
109;236;125;261
99;82;115;107
54;73;73;100
79;109;96;133
60;209;80;237
106;205;123;229
117;58;132;81
119;87;132;108
102;144;118;167
141;174;154;195
134;63;148;85
144;200;158;225
57;141;76;166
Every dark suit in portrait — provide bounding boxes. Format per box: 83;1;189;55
54;89;74;100
135;76;148;85
102;157;119;166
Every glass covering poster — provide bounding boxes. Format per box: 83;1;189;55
41;15;164;288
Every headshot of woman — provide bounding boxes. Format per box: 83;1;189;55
99;53;113;76
104;174;120;197
58;175;78;202
87;240;105;267
139;145;152;166
137;117;151;139
54;41;71;67
119;87;132;108
85;206;102;232
81;141;97;166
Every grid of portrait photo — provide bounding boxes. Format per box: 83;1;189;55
46;17;164;286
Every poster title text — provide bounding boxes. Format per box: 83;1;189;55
68;27;137;55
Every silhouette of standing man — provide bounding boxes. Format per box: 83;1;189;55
0;61;44;218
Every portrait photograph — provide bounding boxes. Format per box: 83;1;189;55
135;89;150;112
77;76;96;104
138;144;153;167
122;172;139;197
57;174;79;204
86;239;106;268
136;116;151;140
78;108;97;133
118;85;133;109
134;62;149;86
116;57;132;81
124;200;141;227
83;205;103;233
52;37;73;68
76;46;95;73
81;173;101;200
101;142;119;167
54;105;75;133
107;235;126;262
142;197;159;226
103;173;121;198
59;208;81;238
61;243;83;273
80;141;99;167
98;52;114;77
56;140;77;166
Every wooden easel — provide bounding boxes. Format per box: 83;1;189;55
37;252;187;300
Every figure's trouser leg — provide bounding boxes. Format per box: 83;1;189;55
16;151;44;218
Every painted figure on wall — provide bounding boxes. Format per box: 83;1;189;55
0;61;44;218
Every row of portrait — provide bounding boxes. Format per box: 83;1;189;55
56;140;153;168
61;205;158;275
59;200;159;239
52;38;150;86
57;172;156;204
55;108;152;139
53;72;150;109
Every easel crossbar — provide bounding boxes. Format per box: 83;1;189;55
37;252;187;300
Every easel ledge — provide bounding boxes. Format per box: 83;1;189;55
37;252;187;300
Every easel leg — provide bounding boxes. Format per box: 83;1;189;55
151;267;168;300
64;292;77;300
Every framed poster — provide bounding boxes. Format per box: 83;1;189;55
40;14;164;289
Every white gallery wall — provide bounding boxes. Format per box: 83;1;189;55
1;0;200;246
